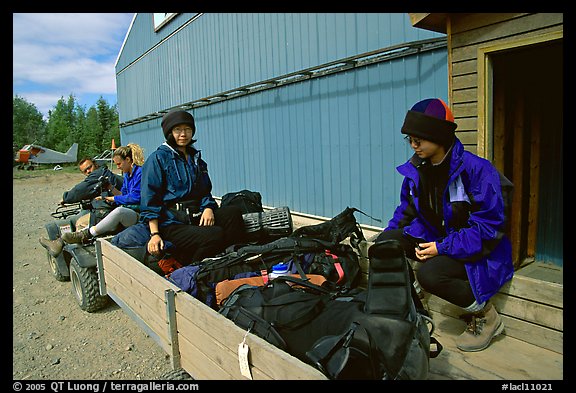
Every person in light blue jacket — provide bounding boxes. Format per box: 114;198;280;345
140;109;245;265
376;98;514;352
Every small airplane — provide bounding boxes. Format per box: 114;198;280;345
15;143;78;170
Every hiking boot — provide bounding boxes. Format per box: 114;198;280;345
62;228;92;245
39;237;64;257
456;302;504;352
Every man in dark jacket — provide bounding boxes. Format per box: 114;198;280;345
39;158;123;256
60;158;123;204
376;98;514;352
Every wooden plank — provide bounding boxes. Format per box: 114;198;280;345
452;59;477;76
491;293;562;331
102;241;182;296
103;272;171;351
427;297;563;353
173;290;327;380
427;312;563;380
499;314;563;354
452;73;477;90
527;108;541;255
450;13;529;36
426;292;562;354
451;24;563;63
177;314;278;380
426;291;562;332
499;274;563;308
453;117;476;132
102;256;168;315
177;333;238;380
515;262;562;285
511;95;525;268
454;130;478;145
452;101;477;117
452;87;477;104
451;13;562;49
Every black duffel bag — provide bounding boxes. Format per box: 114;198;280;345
219;240;440;380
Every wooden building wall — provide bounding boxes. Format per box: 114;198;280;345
446;13;563;155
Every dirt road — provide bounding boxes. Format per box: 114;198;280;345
13;169;173;380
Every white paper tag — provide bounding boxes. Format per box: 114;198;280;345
238;342;252;379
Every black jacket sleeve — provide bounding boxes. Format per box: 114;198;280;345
61;166;123;203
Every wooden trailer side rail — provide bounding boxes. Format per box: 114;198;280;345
95;238;327;380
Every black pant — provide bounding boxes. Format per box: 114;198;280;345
375;229;476;308
161;205;246;265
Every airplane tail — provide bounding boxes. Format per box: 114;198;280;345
66;143;79;160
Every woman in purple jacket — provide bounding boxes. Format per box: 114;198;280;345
376;98;514;352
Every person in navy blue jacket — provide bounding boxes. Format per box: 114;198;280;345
375;98;514;352
140;109;245;265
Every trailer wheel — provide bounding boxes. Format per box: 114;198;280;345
47;251;69;282
69;257;108;312
159;369;194;380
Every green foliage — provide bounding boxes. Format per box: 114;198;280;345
13;95;120;162
12;96;46;156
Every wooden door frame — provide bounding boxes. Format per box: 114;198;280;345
477;30;563;160
476;31;562;267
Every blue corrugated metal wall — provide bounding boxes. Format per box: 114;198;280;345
116;13;448;226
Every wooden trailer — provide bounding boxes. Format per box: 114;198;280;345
95;238;327;380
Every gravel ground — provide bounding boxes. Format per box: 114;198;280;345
13;169;174;380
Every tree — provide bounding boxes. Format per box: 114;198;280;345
96;97;120;154
12;94;120;162
45;95;78;154
12;96;46;156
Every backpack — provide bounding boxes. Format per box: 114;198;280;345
219;240;440;380
242;206;293;244
220;189;264;214
193;236;361;307
290;207;381;250
193;207;370;306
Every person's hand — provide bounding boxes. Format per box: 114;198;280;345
147;234;164;257
415;241;438;261
199;208;215;226
94;195;103;201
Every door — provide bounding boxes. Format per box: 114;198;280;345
490;39;563;268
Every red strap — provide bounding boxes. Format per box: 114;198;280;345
334;262;345;285
325;250;345;285
261;269;269;284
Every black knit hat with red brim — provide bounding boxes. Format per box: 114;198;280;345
401;98;457;148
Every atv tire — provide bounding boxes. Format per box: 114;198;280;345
69;257;108;312
47;252;69;282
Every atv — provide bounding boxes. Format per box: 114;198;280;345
42;201;109;313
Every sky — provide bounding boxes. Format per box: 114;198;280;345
13;13;135;118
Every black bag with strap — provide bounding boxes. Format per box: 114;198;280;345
218;240;441;380
194;236;361;306
220;189;264;214
194;207;373;306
